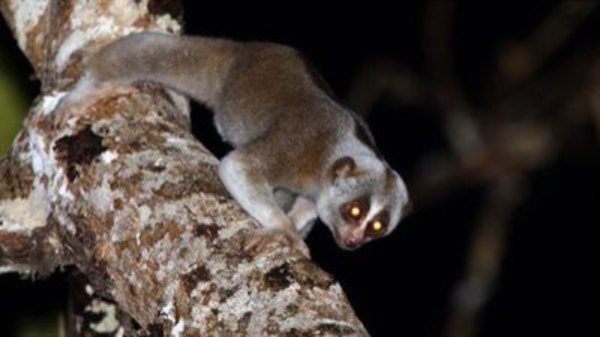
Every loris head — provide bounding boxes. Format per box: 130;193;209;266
316;156;410;250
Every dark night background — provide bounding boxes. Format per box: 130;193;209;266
1;1;598;337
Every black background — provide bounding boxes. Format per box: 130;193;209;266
1;2;598;336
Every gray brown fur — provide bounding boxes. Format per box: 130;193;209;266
75;32;409;251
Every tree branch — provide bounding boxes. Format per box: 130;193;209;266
0;1;369;336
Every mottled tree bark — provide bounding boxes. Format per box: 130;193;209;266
0;1;369;336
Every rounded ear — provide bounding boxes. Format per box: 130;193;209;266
330;156;356;181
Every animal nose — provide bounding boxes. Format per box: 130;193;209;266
344;236;362;249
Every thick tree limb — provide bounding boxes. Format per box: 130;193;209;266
0;1;369;336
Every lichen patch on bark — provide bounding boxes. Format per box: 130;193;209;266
8;0;48;52
0;185;49;232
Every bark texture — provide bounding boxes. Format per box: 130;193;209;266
0;1;369;336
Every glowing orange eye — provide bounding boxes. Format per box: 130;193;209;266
367;219;387;237
371;220;383;232
349;206;362;218
345;201;363;220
